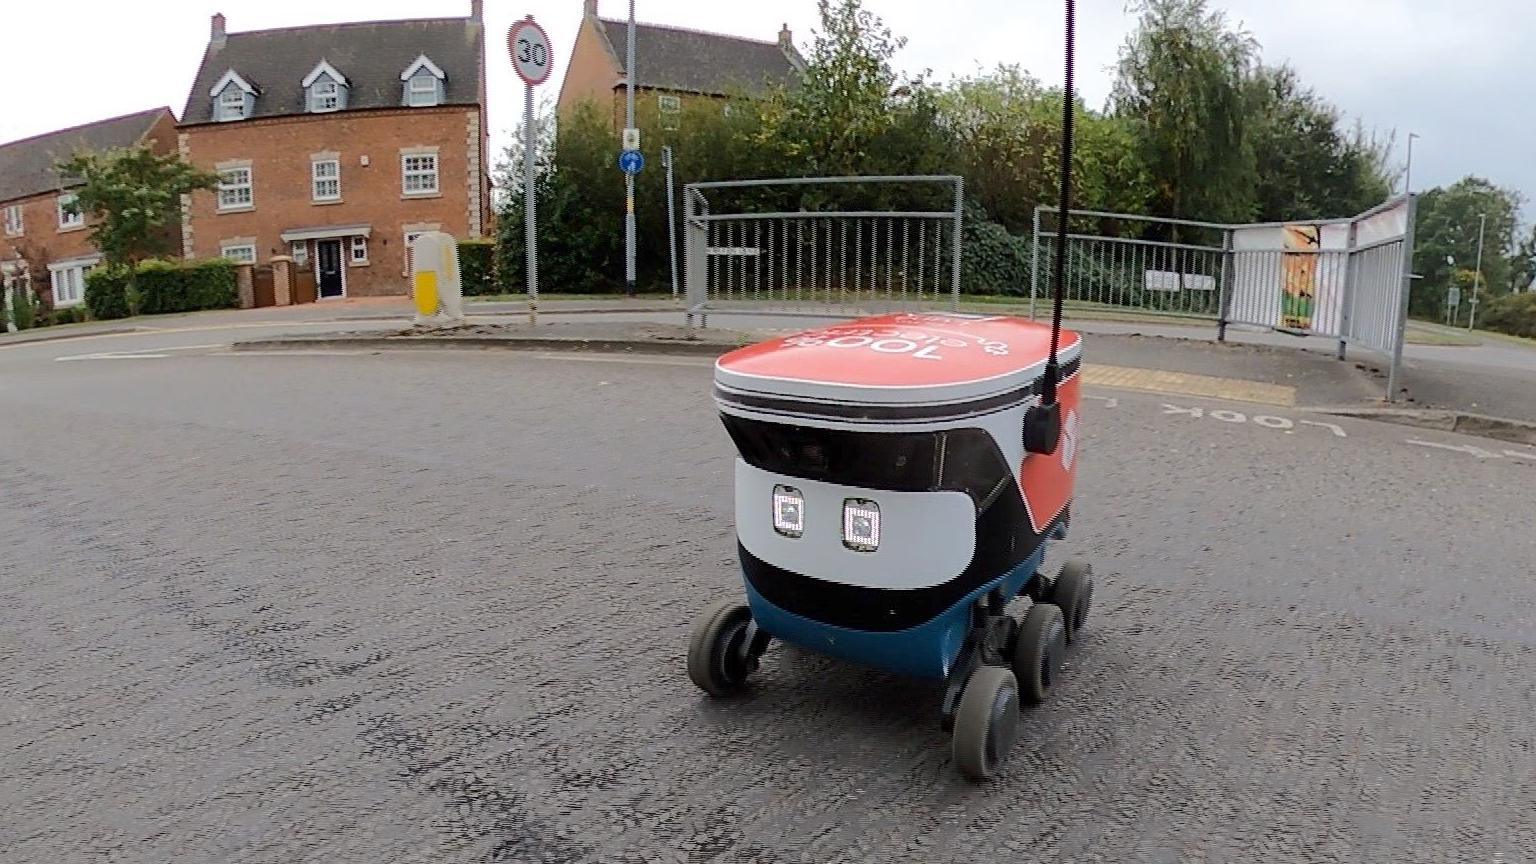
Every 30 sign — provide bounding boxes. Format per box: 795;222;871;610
508;17;552;86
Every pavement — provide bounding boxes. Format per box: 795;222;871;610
3;315;1536;862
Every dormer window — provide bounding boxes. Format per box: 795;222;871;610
399;55;446;107
210;70;256;122
302;60;349;114
311;79;340;112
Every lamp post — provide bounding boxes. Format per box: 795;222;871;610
1469;213;1486;330
624;0;637;297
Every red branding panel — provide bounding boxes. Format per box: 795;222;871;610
719;313;1079;389
1018;373;1082;532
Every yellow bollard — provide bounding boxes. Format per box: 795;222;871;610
413;270;439;318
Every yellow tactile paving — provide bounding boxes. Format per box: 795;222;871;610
1083;364;1296;407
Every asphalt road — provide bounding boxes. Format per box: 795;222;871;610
2;335;1534;863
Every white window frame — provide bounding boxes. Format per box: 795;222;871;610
407;73;440;107
220;243;257;264
310;79;340;113
47;258;95;308
659;94;682;131
311;159;341;202
217;167;253;211
3;204;22;236
349;235;369;265
290;240;309;267
57;194;84;230
218;86;247;121
401;151;440;197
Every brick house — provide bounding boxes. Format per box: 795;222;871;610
0;108;178;310
178;4;491;299
557;0;804;131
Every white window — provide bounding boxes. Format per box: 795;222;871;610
291;240;308;267
407;72;440;107
350;235;369;264
2;263;31;306
218;167;253;211
401;152;439;196
218;85;248;121
311;159;340;202
3;205;22;236
310;79;340;113
57;194;83;229
659;94;682;131
220;243;256;264
48;260;94;307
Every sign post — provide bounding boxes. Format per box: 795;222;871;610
509;15;552;325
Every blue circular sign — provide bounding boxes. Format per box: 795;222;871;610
618;149;645;175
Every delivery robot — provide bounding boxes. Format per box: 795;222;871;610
686;312;1095;780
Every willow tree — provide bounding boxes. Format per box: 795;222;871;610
1111;0;1257;224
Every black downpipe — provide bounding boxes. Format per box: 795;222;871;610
1024;0;1073;456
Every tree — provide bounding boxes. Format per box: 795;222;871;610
1112;0;1258;224
55;146;219;288
938;66;1153;233
1246;65;1393;222
1409;176;1523;319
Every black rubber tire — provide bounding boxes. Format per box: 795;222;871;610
1053;560;1094;643
686;598;755;696
1013;603;1066;705
952;665;1020;781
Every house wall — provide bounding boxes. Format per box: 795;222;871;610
180;106;487;297
0;111;178;308
557;15;620;125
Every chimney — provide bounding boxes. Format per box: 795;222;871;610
211;12;226;45
778;23;792;50
584;0;598;17
470;0;483;20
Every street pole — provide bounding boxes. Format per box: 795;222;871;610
624;0;637;297
663;145;678;299
1469;212;1486;330
524;82;538;325
1386;131;1418;403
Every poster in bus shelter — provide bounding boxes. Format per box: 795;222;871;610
1281;224;1321;330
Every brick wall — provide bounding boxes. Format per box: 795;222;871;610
180;106;488;297
0;113;177;308
557;15;621;124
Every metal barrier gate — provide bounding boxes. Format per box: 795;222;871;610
1032;196;1417;399
684;176;963;325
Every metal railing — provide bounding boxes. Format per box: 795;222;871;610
684;176;963;325
1031;198;1416;398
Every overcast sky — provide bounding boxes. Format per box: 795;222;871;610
4;1;1530;220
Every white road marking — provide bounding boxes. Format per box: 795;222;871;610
1083;395;1119;408
1300;420;1348;438
54;343;227;362
1406;439;1503;459
1160;403;1348;438
1507;449;1536;461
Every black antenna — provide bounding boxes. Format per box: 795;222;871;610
1025;0;1073;455
1043;0;1074;407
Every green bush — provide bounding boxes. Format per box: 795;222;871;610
10;283;36;330
86;267;132;320
962;215;1032;296
1481;292;1536;339
136;259;238;315
458;240;496;296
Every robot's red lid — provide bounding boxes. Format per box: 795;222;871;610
716;313;1082;406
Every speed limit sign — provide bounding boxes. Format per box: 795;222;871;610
508;16;552;86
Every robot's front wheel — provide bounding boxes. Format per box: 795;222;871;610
687;598;764;696
952;665;1021;781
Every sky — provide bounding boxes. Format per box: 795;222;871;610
3;0;1532;220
